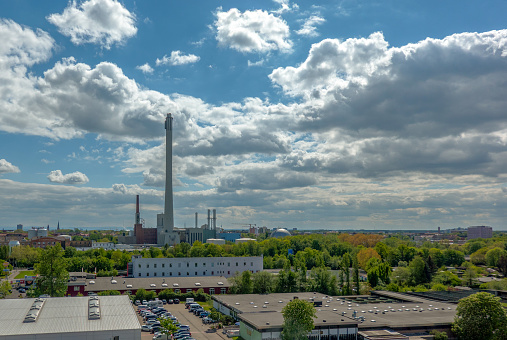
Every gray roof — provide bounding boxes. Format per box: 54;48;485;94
0;295;140;337
85;276;231;292
213;292;457;331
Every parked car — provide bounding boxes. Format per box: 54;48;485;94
173;298;180;304
135;300;141;305
150;325;161;333
167;299;173;304
141;325;152;332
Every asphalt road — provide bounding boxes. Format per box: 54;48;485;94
138;302;230;340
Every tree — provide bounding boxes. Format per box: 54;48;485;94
0;280;12;299
357;248;381;269
452;292;507;340
252;271;275;294
159;317;179;335
281;298;317;340
35;244;69;297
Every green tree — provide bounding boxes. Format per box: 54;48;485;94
159;317;179;335
252;271;275;294
281;298;317;340
0;280;12;299
452;292;507;340
34;244;69;297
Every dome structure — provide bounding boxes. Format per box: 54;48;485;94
271;228;291;238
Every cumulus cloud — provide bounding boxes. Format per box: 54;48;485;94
47;170;89;184
0;159;20;174
136;63;153;74
47;0;137;49
215;8;292;53
156;51;200;66
295;15;325;37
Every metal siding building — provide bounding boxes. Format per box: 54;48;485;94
0;295;140;340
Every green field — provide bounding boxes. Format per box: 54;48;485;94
14;270;35;279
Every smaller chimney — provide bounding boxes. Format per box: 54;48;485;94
135;195;140;225
195;212;198;229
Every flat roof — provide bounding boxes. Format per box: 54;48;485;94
0;295;140;336
85;276;231;292
213;292;457;331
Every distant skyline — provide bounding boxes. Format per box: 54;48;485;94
1;0;507;231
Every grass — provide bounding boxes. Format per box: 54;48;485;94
14;270;35;279
198;300;214;311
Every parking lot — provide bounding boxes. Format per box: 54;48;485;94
137;302;230;340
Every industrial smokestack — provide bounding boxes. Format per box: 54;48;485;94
164;113;174;231
213;209;216;230
195;212;198;229
207;209;211;230
135;195;141;224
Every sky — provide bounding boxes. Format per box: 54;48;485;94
1;0;507;231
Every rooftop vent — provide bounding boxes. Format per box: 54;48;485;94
126;284;132;288
173;283;179;287
24;298;46;323
89;280;95;284
150;284;156;287
195;283;201;286
111;280;117;284
217;282;224;285
162;283;168;287
88;296;100;320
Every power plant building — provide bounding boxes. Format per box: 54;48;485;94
128;255;263;278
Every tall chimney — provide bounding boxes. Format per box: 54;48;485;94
195;212;198;229
207;209;211;230
213;209;216;230
135;195;140;225
164;113;174;231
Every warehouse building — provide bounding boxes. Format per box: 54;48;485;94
128;255;263;278
212;291;457;340
0;295;140;339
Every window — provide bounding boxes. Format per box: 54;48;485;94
228;262;230;267
147;264;149;268
138;273;141;277
236;262;238;266
228;271;230;275
147;273;149;277
203;262;206;267
154;272;157;276
251;262;253;266
210;288;215;294
187;263;189;267
244;262;246;266
170;272;172;276
154;264;157;268
221;288;227;294
162;263;165;268
187;272;189;276
178;263;181;268
211;263;214;267
74;286;80;291
138;264;141;268
162;272;165;276
203;272;206;275
175;289;180;293
195;272;197;275
212;271;214;275
195;263;198;267
170;263;172;268
186;289;192;293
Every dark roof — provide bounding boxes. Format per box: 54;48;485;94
85;276;231;292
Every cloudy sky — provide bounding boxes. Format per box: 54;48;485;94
1;0;507;231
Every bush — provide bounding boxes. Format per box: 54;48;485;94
430;330;448;340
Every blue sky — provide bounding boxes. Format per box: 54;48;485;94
1;0;507;231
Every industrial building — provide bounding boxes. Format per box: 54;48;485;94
0;295;140;339
118;114;217;246
67;275;232;297
127;255;263;278
212;291;457;340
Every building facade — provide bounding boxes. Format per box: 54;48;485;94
129;255;263;278
467;226;493;240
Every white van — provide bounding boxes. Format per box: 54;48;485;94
148;300;163;308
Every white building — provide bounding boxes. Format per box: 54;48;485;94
0;295;140;340
130;255;263;278
91;241;116;250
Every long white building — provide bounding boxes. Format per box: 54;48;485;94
129;255;263;278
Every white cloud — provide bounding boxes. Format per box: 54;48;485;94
47;170;89;184
47;0;137;49
215;8;292;53
295;15;325;37
156;51;200;66
136;63;154;74
0;159;20;174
